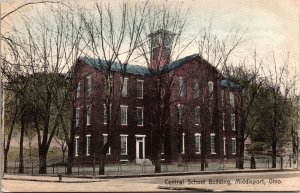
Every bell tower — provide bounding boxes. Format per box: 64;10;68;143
149;29;175;69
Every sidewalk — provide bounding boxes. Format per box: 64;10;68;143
3;168;299;182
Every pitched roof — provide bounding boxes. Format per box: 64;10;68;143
220;79;240;89
79;54;199;76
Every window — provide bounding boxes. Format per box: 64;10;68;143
161;136;165;155
137;80;144;98
178;104;184;124
87;75;92;96
120;105;128;125
209;106;213;125
105;74;113;94
223;137;226;155
75;136;79;156
221;90;224;106
231;113;236;131
86;134;91;156
194;106;200;125
210;133;216;154
86;105;91;126
76;82;81;98
120;135;128;155
179;77;185;97
231;138;236;155
222;113;225;130
103;134;111;155
136;107;144;126
181;133;185;154
121;77;128;97
208;81;214;96
195;133;201;154
76;107;80;127
230;92;235;107
103;103;112;125
194;79;200;98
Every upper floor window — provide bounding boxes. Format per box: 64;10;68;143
231;113;236;131
222;113;225;130
177;104;184;124
179;77;185;97
75;107;80;127
120;105;128;125
105;74;113;94
230;92;235;107
208;81;214;97
86;134;91;156
210;133;216;154
103;134;111;155
137;79;144;98
221;90;224;106
121;77;128;97
86;105;91;126
195;133;201;154
194;79;200;98
76;82;81;98
231;137;236;155
87;75;92;96
120;135;128;155
136;107;144;126
194;106;200;125
103;103;112;125
75;136;79;156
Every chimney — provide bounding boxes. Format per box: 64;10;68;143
148;29;175;69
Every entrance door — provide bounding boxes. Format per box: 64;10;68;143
139;142;143;159
135;135;146;161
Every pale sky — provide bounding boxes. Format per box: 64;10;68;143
2;0;300;92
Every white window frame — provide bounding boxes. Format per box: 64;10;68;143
210;133;216;154
120;134;128;155
86;105;91;126
121;77;128;97
223;137;226;155
230;92;235;107
103;134;111;155
136;107;144;126
87;75;92;96
194;106;200;125
120;105;128;126
179;77;185;97
86;134;91;156
137;79;144;99
75;107;80;127
195;133;201;154
181;133;185;154
177;104;184;124
222;113;225;130
208;81;214;96
231;113;236;131
221;90;224;106
231;137;236;155
103;103;112;125
194;79;200;98
75;136;79;156
76;82;81;98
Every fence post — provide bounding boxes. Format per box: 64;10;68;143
289;155;292;168
280;156;283;170
31;160;33;175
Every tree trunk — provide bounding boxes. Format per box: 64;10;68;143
99;155;106;175
272;139;277;168
39;147;47;174
238;139;245;169
66;143;74;174
4;149;8;173
155;137;162;173
19;114;25;174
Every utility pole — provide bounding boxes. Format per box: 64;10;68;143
0;2;4;182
